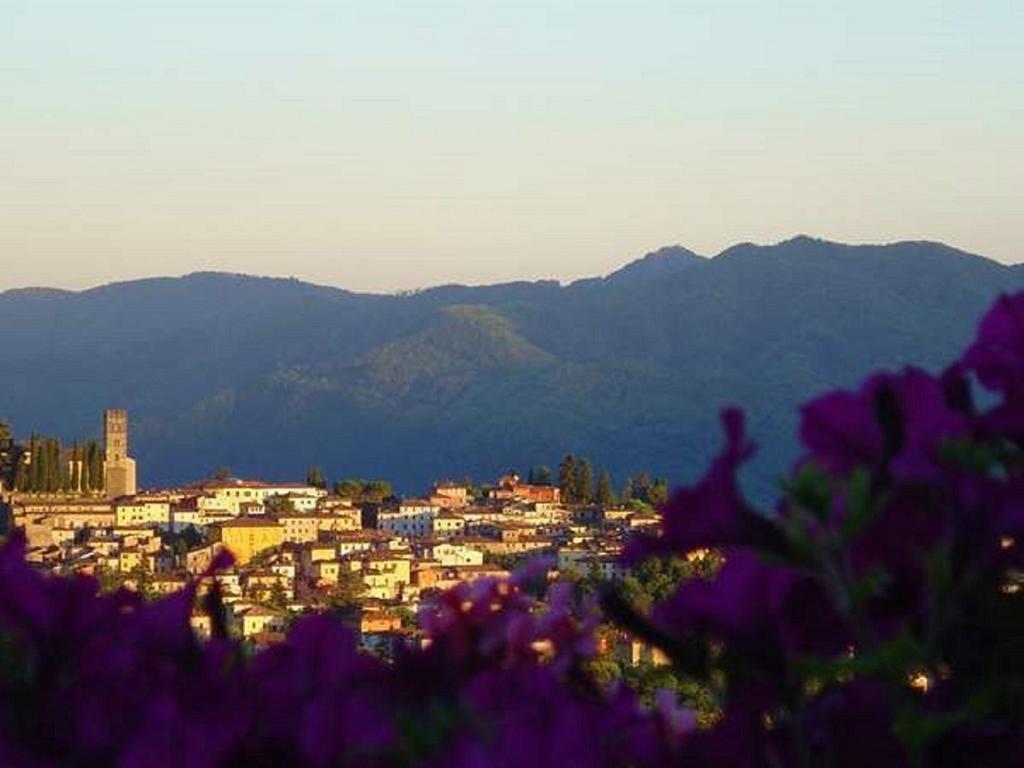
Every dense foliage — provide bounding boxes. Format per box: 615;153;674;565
6;436;104;494
331;479;394;504
3;291;1024;765
557;454;630;504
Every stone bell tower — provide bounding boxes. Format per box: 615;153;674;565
104;409;137;498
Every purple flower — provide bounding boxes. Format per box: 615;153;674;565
625;409;759;562
800;368;966;483
963;292;1024;401
796;680;910;768
653;549;849;660
678;697;768;768
433;667;679;768
928;723;1024;767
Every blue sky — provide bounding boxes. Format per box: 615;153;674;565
2;0;1021;291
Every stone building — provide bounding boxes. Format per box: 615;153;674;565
103;409;137;498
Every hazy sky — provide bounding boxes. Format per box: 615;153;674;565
2;1;1021;292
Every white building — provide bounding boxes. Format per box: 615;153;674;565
425;541;484;567
114;499;171;528
377;502;438;538
189;479;327;516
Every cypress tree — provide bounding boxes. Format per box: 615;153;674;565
59;444;72;492
306;466;326;489
38;438;48;493
87;441;103;491
39;438;49;492
14;459;28;493
596;469;615;505
80;454;91;495
71;442;81;493
28;434;41;492
621;475;634;503
95;444;105;491
558;454;577;504
46;438;61;493
575;458;594;504
650;478;669;507
53;439;63;492
633;472;653;504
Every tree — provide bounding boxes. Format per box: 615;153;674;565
28;435;41;492
87;441;103;492
59;456;71;493
214;466;232;481
584;656;622;688
363;480;393;503
331;479;393;503
70;442;81;493
45;438;61;493
97;568;126;593
624;472;662;506
266;495;296;514
14;459;28;492
558;455;577;504
333;479;363;499
267;582;290;611
620;475;633;503
575;458;594;505
325;569;366;618
531;466;552;486
620;662;718;727
79;452;91;495
172;538;188;560
596;469;615;505
180;525;203;550
306;466;326;489
649;478;669;507
127;566;152;600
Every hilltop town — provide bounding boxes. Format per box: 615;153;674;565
0;410;671;664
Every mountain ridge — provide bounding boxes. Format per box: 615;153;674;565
3;236;1013;298
1;236;1021;497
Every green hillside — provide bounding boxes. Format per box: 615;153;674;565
0;237;1019;496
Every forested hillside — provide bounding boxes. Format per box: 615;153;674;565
1;236;1019;495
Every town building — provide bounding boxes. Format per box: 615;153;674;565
212;518;285;565
377;501;438;538
487;473;561;504
187;478;326;516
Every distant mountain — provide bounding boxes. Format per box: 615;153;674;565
602;245;705;285
1;237;1020;497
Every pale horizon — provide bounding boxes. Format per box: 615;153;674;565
4;1;1021;293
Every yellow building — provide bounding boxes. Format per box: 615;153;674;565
230;605;287;639
359;552;412;600
314;559;342;586
114;499;171;527
275;513;318;544
213;519;284;565
118;548;144;573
